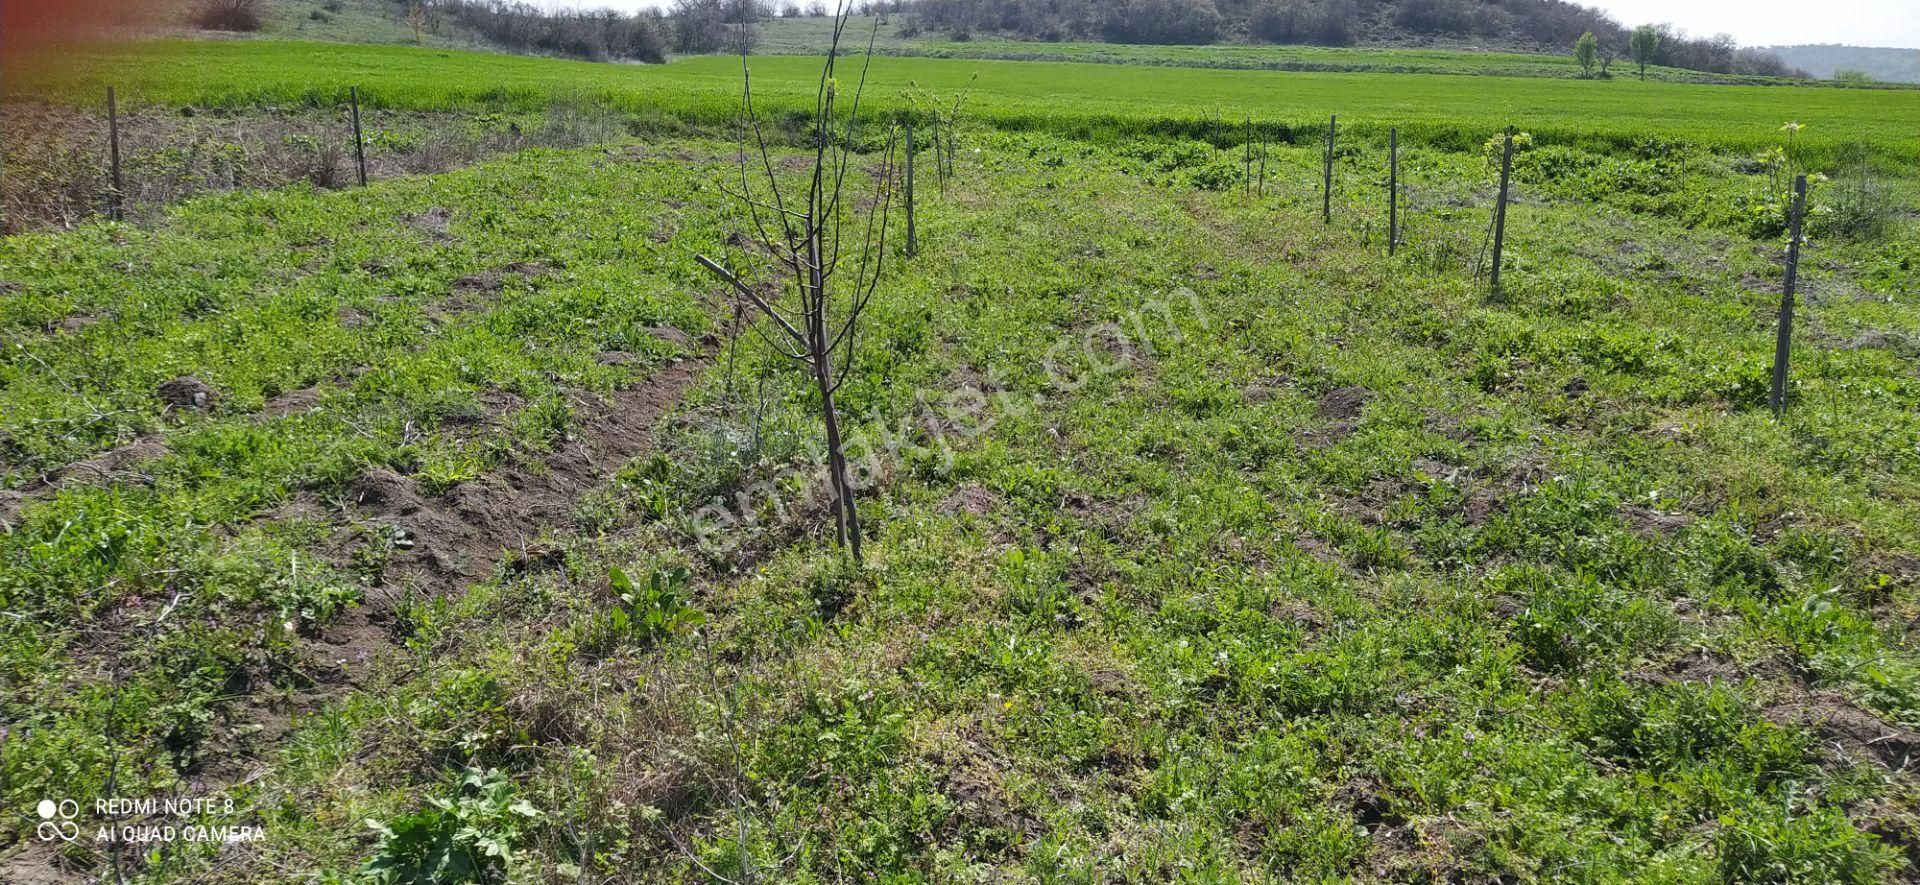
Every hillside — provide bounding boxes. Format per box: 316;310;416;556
156;0;1805;81
1764;44;1920;83
259;0;476;46
192;0;665;61
753;15;1811;84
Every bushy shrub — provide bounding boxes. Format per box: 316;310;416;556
1100;0;1224;45
435;0;669;62
190;0;263;32
1250;0;1355;45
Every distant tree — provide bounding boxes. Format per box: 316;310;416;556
1833;69;1876;85
406;3;428;42
672;0;749;53
1598;42;1616;77
1574;30;1597;76
1629;24;1661;79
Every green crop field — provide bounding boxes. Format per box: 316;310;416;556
3;28;1920;885
9;39;1919;163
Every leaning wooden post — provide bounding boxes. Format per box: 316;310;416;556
349;86;368;187
1256;128;1268;197
107;86;124;221
1322;114;1337;225
905;121;918;257
1387;127;1399;256
1769;175;1809;417
1490;126;1515;296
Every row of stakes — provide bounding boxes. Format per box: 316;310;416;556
101;85;371;222
1307;115;1806;419
92;92;1808;418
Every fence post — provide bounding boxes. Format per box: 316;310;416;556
1322;114;1337;225
1490;126;1514;296
1243;117;1252;198
1256;126;1268;198
107;86;123;221
1388;127;1399;257
350;86;368;188
1770;175;1808;417
905;121;917;258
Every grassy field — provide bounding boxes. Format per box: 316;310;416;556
4;30;1920;885
8;39;1918;165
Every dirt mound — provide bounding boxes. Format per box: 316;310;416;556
1807;702;1916;770
262;387;323;417
156;375;215;410
648;324;693;347
0;489;24;530
61;435;170;484
1299;385;1373;449
941;483;1001;517
453;260;550;294
347;467;428;514
407;207;453;238
1317;385;1371;420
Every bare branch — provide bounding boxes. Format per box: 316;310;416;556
696;254;808;347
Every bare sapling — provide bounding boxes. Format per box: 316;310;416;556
911;77;973;194
695;5;898;564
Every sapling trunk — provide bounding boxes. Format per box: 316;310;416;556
694;7;897;565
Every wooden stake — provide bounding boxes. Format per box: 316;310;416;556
107;86;123;221
1322;114;1337;225
1243;116;1252;198
1490;126;1514;296
905;121;917;257
1388;127;1399;256
1256;129;1268;198
350;86;368;187
1770;175;1808;417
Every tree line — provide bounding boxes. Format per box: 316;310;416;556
405;0;771;62
900;0;1802;77
405;0;670;62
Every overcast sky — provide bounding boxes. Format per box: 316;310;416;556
1579;0;1918;48
545;0;1920;50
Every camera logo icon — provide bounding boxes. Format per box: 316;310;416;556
36;799;81;843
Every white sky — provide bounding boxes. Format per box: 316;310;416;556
545;0;1920;50
1579;0;1919;49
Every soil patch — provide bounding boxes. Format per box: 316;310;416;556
340;360;704;602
